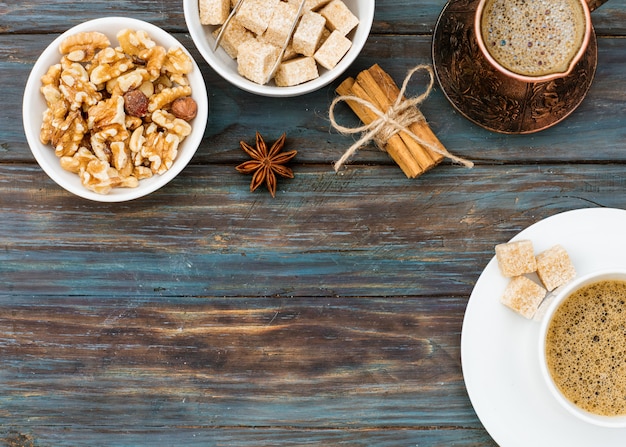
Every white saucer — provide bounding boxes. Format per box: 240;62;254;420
462;208;626;446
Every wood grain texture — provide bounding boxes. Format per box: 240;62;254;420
2;164;626;298
6;34;626;163
1;0;625;34
2;0;626;445
0;295;488;446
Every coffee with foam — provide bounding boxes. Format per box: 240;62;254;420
480;0;587;77
545;280;626;417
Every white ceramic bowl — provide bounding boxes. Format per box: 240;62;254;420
538;269;626;428
184;0;375;97
23;17;208;202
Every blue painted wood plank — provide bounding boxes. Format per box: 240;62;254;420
6;34;626;163
3;1;626;445
1;164;625;297
1;0;624;35
2;428;497;447
0;295;495;446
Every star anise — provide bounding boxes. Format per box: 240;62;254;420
235;132;297;198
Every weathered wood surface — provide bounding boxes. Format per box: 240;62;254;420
2;0;626;445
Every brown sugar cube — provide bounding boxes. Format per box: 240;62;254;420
319;0;359;35
536;245;577;291
306;0;333;10
264;1;300;47
282;42;299;61
199;0;231;25
257;34;299;61
293;10;327;57
495;239;537;277
314;30;351;70
501;276;547;319
317;27;331;50
212;19;255;59
236;0;280;36
307;0;333;10
286;0;332;10
237;39;280;84
275;56;319;86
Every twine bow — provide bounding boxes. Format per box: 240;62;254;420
329;64;473;172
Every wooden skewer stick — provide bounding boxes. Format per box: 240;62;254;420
264;0;307;85
213;0;245;51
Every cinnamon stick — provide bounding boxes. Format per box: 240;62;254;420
366;64;445;165
336;77;423;178
355;69;437;172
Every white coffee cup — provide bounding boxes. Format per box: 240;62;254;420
538;269;626;428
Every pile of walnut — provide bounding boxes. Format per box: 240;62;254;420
40;29;198;194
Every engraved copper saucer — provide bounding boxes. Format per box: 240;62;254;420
432;0;598;134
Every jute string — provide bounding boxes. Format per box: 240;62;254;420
329;65;473;172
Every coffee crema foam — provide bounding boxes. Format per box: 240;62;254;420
480;0;586;77
546;280;626;417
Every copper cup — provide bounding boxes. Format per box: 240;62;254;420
475;0;593;83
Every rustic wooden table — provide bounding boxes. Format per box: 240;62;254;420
2;1;626;446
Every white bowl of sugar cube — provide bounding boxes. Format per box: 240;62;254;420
184;0;375;97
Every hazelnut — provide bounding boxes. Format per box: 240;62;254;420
171;97;198;121
123;89;149;118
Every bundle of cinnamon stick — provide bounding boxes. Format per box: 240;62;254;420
336;64;446;178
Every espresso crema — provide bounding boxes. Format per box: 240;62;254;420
480;0;587;77
545;280;626;416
